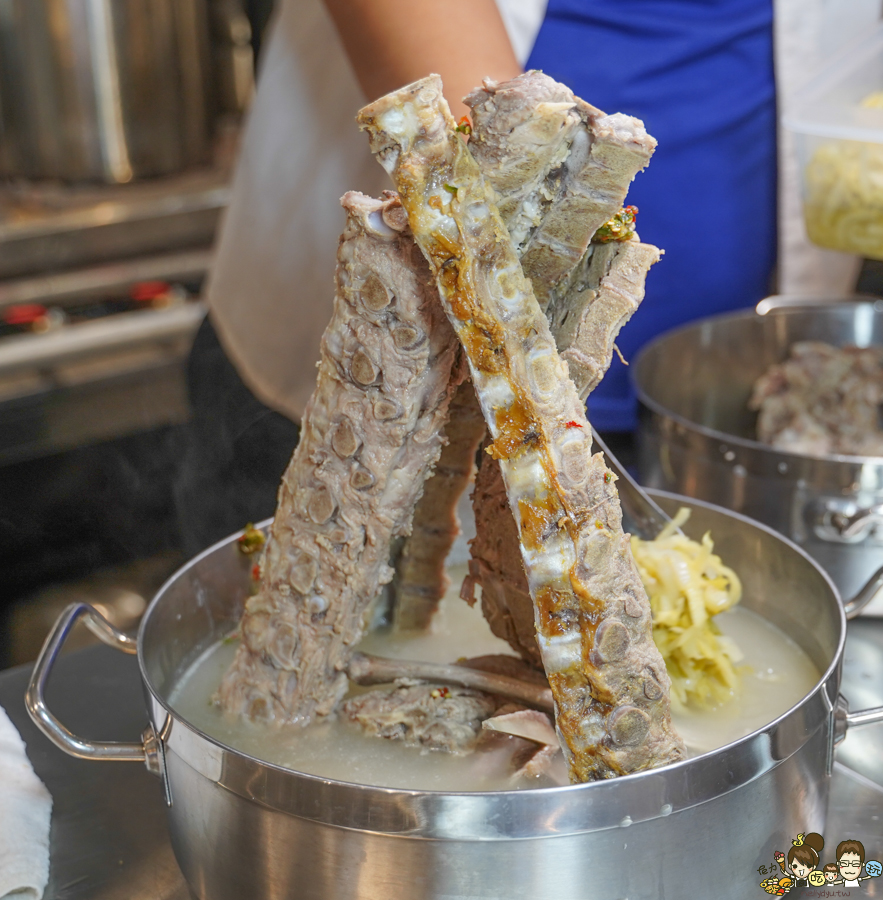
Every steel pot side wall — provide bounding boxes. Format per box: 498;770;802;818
638;414;882;603
160;727;829;900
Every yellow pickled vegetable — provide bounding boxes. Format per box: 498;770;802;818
803;91;883;259
632;508;744;708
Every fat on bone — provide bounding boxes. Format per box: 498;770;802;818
392;72;659;631
357;75;684;781
482;708;559;746
215;190;460;725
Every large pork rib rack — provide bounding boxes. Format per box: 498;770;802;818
463;75;662;661
217;191;459;724
391;73;659;630
358;77;684;781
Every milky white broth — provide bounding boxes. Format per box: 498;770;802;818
169;563;819;791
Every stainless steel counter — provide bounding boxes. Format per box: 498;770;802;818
2;621;883;900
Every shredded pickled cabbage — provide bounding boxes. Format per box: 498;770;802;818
802;91;883;260
632;508;744;708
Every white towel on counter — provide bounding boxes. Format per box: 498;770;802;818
0;705;51;900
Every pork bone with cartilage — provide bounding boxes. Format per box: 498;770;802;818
463;74;662;663
358;76;685;781
468;235;662;664
216;191;459;724
465;71;656;312
393;73;659;630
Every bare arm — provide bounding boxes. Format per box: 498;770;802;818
322;0;521;120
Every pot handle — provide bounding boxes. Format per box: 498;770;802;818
833;693;883;746
755;294;878;315
844;564;883;619
25;602;162;775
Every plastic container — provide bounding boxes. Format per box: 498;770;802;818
784;26;883;260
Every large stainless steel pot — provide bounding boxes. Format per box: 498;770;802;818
0;0;211;183
636;297;883;616
25;493;883;900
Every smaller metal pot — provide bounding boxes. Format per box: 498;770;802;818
635;296;883;614
24;495;883;900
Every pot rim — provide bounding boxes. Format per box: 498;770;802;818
136;491;845;838
633;301;883;475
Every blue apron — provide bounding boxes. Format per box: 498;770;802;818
526;0;776;430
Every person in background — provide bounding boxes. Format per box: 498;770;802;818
323;0;777;432
183;0;877;553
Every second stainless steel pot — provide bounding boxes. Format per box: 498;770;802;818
0;0;211;183
25;493;883;900
636;297;883;615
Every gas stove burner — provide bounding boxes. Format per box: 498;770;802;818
0;249;211;464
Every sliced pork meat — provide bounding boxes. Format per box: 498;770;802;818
750;341;883;456
358;76;684;781
216;191;460;725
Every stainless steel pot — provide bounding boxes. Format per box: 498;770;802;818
636;297;883;616
25;494;883;900
0;0;211;183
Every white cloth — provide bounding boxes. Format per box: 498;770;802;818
495;0;546;66
0;706;51;900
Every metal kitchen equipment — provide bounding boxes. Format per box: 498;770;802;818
25;492;883;900
0;0;212;184
0;250;209;464
636;296;883;616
